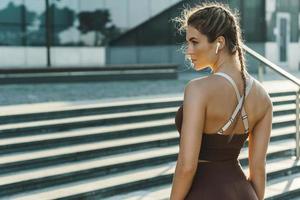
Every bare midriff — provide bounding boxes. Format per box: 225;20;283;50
198;159;212;163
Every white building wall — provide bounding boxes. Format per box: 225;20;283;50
288;43;300;70
0;47;105;67
265;0;300;71
265;42;300;71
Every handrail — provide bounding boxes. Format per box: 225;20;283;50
243;44;300;87
243;44;300;159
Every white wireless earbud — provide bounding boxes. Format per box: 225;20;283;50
215;42;220;54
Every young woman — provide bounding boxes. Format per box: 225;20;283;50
170;3;273;200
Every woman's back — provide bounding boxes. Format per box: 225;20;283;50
195;72;270;136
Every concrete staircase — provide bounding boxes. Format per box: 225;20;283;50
0;88;299;200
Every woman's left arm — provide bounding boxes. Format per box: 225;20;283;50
170;79;207;200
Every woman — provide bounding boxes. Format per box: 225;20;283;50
170;2;273;200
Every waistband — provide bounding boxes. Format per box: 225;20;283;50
198;159;238;164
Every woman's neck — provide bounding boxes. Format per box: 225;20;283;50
211;53;241;75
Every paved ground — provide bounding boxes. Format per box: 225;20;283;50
0;69;300;107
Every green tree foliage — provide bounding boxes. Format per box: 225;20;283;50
0;2;36;45
77;9;120;46
39;4;75;45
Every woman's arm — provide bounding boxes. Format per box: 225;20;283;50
170;79;207;200
170;161;197;200
248;96;273;200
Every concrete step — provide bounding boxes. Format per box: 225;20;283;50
266;126;295;142
268;90;296;97
242;126;295;150
0;102;296;139
0;138;296;196
271;95;296;106
265;172;300;200
0;105;295;155
101;157;300;200
0;118;175;154
0;116;295;174
0;90;295;124
102;184;172;200
272;114;297;129
0;137;294;186
0;130;178;174
0;97;182;125
2;144;298;199
0;90;295;125
0;107;177;138
101;171;300;200
0;96;182;117
0;131;177;165
272;103;296;116
0;108;295;168
0;118;174;146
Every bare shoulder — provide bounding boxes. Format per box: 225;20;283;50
184;77;209;99
252;78;273;110
185;74;227;98
185;76;210;96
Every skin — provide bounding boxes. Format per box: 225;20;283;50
169;26;273;200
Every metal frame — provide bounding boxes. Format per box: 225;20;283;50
45;0;51;67
258;62;264;82
296;89;300;158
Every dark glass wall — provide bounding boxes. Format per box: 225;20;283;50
0;0;119;46
0;1;43;46
239;0;266;42
0;0;181;46
110;0;267;46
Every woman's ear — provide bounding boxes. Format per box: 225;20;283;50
215;36;226;50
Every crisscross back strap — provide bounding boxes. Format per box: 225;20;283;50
214;72;254;135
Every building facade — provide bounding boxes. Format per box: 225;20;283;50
265;0;300;70
0;0;299;72
0;0;181;67
107;0;300;73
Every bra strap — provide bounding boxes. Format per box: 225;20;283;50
214;72;254;134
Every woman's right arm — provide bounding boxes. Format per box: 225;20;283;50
248;96;273;200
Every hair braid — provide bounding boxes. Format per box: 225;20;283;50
225;9;247;132
237;45;247;112
233;17;247;114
